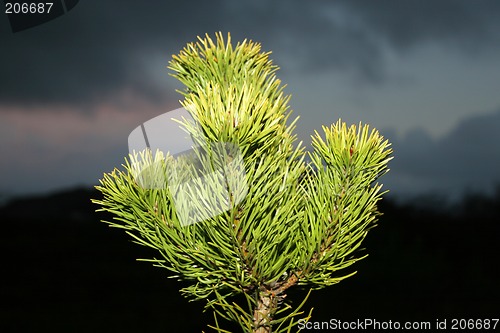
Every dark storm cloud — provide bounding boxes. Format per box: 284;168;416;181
1;0;500;106
386;109;500;199
338;0;500;52
222;0;500;78
0;0;224;107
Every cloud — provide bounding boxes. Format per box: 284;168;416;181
0;92;177;195
2;0;500;199
0;0;220;107
223;0;500;79
1;0;500;107
384;108;500;200
337;0;500;52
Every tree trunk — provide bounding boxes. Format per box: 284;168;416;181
252;274;298;332
253;290;275;333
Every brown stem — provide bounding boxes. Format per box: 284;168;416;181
253;289;275;333
252;274;299;333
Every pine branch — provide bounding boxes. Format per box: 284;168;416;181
92;32;393;333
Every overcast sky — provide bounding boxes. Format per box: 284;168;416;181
1;0;500;201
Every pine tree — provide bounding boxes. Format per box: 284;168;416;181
93;32;393;333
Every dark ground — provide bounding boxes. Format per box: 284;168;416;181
1;187;499;332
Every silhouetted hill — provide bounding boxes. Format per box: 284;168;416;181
0;187;214;332
1;187;499;332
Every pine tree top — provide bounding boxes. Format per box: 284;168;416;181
93;32;392;333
